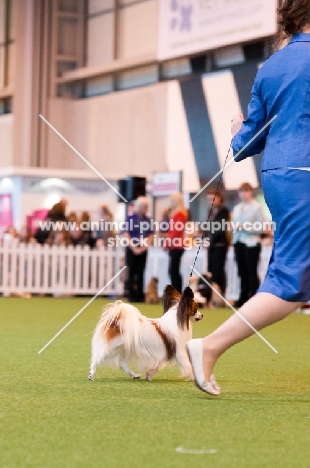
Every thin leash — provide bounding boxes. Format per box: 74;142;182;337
187;140;233;287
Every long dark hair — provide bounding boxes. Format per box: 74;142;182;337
207;188;224;207
275;0;310;47
177;287;195;330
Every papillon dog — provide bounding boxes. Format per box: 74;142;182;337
88;285;203;381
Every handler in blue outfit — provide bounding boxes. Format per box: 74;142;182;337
187;0;310;395
124;196;154;303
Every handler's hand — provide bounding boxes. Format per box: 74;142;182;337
231;114;244;137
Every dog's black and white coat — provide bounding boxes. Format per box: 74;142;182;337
88;285;203;381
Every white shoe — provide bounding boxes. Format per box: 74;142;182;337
186;339;220;396
210;374;220;393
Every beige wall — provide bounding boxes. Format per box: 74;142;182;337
117;0;158;59
44;79;201;193
87;12;115;66
4;0;201;195
46;82;169;180
6;0;162;177
86;0;158;66
13;0;42;167
0;114;14;167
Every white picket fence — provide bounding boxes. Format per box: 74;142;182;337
0;241;272;299
145;245;272;300
0;241;125;296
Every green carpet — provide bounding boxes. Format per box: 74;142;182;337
0;297;309;468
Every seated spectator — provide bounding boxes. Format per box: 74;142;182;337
78;211;94;247
67;211;81;246
34;201;67;244
47;228;72;247
94;204;116;247
59;198;68;213
3;225;19;242
19;226;36;244
47;202;67;223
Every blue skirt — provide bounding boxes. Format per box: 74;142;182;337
258;168;310;302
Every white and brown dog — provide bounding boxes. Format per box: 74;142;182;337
88;285;203;381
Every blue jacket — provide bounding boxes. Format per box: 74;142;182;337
232;33;310;170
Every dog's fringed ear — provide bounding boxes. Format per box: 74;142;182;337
162;285;181;313
177;286;194;329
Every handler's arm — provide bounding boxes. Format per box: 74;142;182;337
232;79;269;161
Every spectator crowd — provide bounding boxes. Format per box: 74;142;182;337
0;198;116;249
0;186;275;306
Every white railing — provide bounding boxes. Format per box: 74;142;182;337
0;241;272;299
146;245;272;300
0;241;125;297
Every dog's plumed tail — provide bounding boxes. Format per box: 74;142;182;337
93;300;142;356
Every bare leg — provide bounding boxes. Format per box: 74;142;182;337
202;292;302;382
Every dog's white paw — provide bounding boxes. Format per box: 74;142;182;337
132;373;141;379
88;373;94;381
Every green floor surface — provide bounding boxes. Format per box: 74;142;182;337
0;297;309;468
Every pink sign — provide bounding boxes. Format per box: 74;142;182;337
0;194;13;227
27;209;49;234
